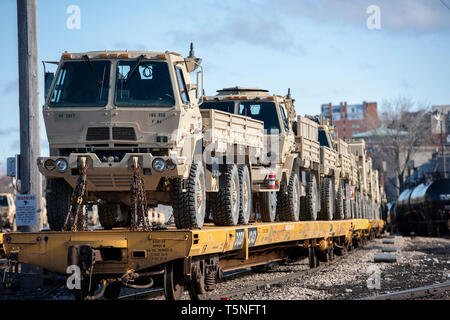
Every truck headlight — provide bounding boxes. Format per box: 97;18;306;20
166;159;177;170
152;158;166;172
55;158;68;172
44;159;55;171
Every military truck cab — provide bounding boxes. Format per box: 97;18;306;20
0;193;15;231
40;47;270;231
201;87;300;223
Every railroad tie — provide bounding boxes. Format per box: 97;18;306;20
374;253;397;263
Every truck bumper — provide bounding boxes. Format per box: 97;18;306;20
37;153;189;191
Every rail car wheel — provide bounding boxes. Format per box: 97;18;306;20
302;173;319;221
318;249;329;263
188;260;208;300
334;181;344;220
238;165;252;225
308;247;319;268
164;261;185;300
98;203;130;229
328;245;335;261
104;283;122;300
72;279;100;301
277;172;300;221
319;177;334;220
172;161;206;229
212;164;240;226
46;178;73;231
259;191;277;222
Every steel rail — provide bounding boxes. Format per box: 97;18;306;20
361;281;450;300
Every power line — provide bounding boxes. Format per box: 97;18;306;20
440;0;450;10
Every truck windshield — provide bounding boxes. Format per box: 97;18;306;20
239;102;280;133
115;60;175;107
318;130;331;148
49;60;110;107
0;196;8;207
199;101;235;113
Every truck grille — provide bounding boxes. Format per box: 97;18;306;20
112;127;137;141
88;174;133;188
86;127;110;141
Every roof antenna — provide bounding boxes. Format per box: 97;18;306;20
188;42;195;59
286;88;292;99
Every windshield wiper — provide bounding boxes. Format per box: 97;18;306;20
124;55;145;84
82;55;103;86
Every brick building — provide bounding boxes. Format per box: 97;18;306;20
321;102;379;139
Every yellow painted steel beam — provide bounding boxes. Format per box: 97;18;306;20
2;219;384;275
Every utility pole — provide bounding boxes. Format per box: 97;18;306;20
441;112;447;178
17;0;42;232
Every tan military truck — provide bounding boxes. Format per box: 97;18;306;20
0;193;15;231
347;139;368;219
201;87;300;223
39;45;265;230
316;120;343;221
334;138;354;220
294;115;321;221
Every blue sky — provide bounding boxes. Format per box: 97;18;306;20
0;0;450;169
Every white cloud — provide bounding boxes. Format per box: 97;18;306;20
274;0;450;33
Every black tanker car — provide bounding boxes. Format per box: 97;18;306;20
394;178;450;236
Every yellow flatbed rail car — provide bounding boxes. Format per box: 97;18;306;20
2;219;384;300
0;233;4;258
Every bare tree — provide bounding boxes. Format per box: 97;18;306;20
379;97;431;195
0;175;15;193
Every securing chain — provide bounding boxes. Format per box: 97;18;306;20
63;162;89;231
130;164;150;231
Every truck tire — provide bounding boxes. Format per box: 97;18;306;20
212;164;240;226
277;173;300;221
319;177;334;221
238;165;252;225
172;161;206;229
98;203;130;229
334;181;344;220
343;183;351;219
259;191;277;222
301;173;318;221
45;178;73;231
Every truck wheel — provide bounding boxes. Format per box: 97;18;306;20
351;199;356;219
238;165;252;225
259;191;277;222
45;178;73;231
301;173;318;221
98;204;130;229
212;164;240;226
172;161;206;229
277;173;300;221
319;177;334;221
334;181;344;220
343;183;351;219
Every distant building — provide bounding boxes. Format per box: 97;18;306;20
321;102;379;140
431;105;450;136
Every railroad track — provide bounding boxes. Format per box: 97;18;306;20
119;268;255;300
122;254;348;300
120;239;375;300
361;281;450;300
201;255;346;300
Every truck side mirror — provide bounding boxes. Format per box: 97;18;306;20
44;72;54;100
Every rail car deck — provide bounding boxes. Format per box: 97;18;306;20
2;219;384;276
